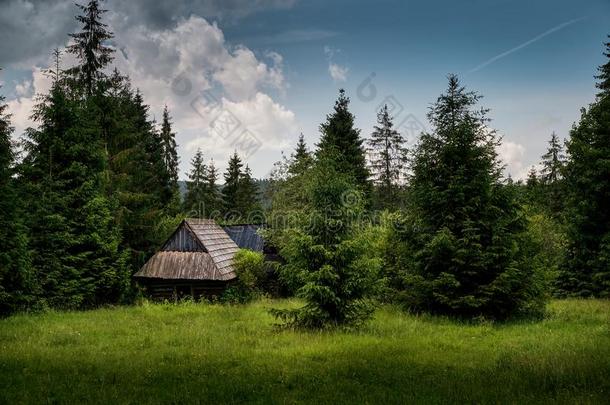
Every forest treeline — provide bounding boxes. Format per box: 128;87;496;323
1;1;609;324
0;1;260;313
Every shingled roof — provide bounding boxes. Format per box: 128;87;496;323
222;224;265;252
134;219;239;281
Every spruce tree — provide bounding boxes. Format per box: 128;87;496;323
21;74;80;308
205;159;223;217
271;154;381;328
184;149;208;216
160;105;179;198
294;133;310;163
289;133;313;176
136;92;168;204
559;38;610;297
21;11;130;306
540;132;565;185
526;166;539;187
222;152;244;218
267;138;315;242
318;89;371;197
524;166;544;208
539;132;566;216
66;0;114;96
0;80;35;315
46;48;64;84
367;104;408;209
595;35;610;96
237;165;261;219
97;72;169;269
389;75;546;319
22;75;126;308
66;1;148;284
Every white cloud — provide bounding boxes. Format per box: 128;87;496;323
222;92;296;146
7;65;56;136
213;47;285;100
497;140;528;180
109;15;287;102
6;95;36;138
324;46;348;83
183;92;297;158
14;80;33;97
110;15;296;175
6;14;299;178
328;63;348;82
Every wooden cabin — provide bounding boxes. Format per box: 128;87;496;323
134;219;239;300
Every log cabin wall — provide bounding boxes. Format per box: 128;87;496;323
139;279;234;301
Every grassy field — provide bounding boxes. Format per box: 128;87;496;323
1;299;609;404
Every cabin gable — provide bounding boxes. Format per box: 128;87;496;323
162;221;205;252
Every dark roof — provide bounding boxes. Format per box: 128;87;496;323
134;219;239;281
222;224;265;252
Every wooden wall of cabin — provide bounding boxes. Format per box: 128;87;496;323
137;279;233;301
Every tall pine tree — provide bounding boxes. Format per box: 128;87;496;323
559;37;610;297
595;35;610;95
102;77;169;267
318;89;370;198
267;137;314;242
237;165;262;220
367;104;408;209
289;133;313;176
160;105;179;204
184;149;208;216
66;0;114;96
539;132;566;216
0;79;35;315
389;75;546;319
205;159;223;217
540;132;565;185
271;155;381;328
19;3;129;308
220;153;261;220
523;166;544;208
22;73;126;308
294;133;310;163
222;152;244;219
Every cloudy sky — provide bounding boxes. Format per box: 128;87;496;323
1;0;609;180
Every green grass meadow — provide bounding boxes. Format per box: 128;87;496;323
1;299;609;404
